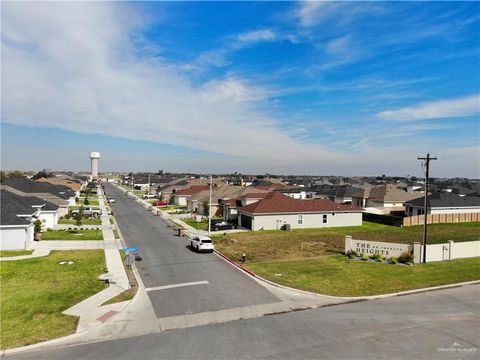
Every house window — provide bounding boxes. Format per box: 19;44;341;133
323;214;327;223
297;214;303;225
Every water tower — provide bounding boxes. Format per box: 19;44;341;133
89;152;101;179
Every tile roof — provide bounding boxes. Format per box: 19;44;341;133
406;192;480;208
238;192;362;215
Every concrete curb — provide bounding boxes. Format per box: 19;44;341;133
213;249;480;301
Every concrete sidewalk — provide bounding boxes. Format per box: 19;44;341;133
0;241;104;261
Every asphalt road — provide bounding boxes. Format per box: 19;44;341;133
103;183;279;318
6;284;479;359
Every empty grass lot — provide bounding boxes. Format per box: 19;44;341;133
42;229;103;241
248;255;480;296
214;222;480;263
0;250;107;349
0;250;33;257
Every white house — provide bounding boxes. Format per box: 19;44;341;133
405;192;480;216
237;192;363;231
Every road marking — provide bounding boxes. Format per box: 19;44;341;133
146;280;209;292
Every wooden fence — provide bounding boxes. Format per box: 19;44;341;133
403;212;480;227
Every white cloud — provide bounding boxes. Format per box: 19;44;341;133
295;1;381;28
237;29;277;44
296;1;337;27
377;94;480;121
1;2;343;167
325;35;351;54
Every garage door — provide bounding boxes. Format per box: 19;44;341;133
240;214;252;230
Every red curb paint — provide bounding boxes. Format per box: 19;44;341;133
96;310;118;323
214;250;257;277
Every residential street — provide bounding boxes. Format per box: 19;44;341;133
5;284;479;359
104;183;279;318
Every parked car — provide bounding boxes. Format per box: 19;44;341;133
71;206;102;218
142;194;156;199
190;236;214;253
210;221;235;231
153;200;169;206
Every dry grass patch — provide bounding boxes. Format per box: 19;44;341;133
214;222;480;263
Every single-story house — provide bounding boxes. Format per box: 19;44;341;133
173;186;210;206
237;192;363;231
405;192;480;216
220;191;272;221
352;184;423;214
0;190;59;250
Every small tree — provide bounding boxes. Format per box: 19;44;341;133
84;197;90;205
34;219;43;234
202;200;210;218
75;206;84;227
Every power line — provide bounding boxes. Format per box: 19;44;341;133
417;153;438;263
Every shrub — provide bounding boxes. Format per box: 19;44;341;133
84;198;90;205
398;252;414;264
361;253;369;261
346;250;358;258
34;219;43;234
388;257;398;264
371;252;382;260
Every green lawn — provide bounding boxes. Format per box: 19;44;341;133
102;252;137;305
42;229;103;241
248;255;480;297
0;250;107;349
183;218;221;231
0;250;33;257
58;218;102;225
215;222;480;263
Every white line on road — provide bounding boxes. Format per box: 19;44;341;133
146;280;209;292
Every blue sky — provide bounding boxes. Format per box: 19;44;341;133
1;1;479;177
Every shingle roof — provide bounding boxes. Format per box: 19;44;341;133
36;177;82;192
368;184;422;202
406;192;480;208
238;192;362;214
175;185;210;196
2;177;75;200
0;190;47;225
238;192;272;199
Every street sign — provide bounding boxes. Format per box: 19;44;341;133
124;253;135;267
123;247;139;253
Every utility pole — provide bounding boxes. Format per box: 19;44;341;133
148;173;151;195
208;174;212;237
417;153;437;263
